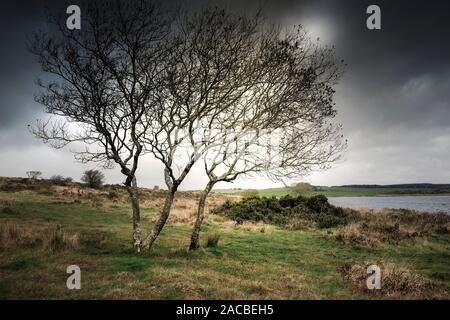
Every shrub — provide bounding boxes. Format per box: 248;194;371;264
212;200;233;213
305;194;330;213
81;169;104;189
214;194;347;229
222;196;288;225
317;213;344;228
279;194;306;208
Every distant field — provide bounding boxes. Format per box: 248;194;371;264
214;185;450;198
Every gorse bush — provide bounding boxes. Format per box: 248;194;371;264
213;194;348;229
214;197;288;225
305;194;330;213
316;213;345;229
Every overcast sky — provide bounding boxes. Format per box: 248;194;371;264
0;0;449;190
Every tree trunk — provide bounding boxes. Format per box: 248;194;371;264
189;181;214;250
126;177;141;253
141;187;176;250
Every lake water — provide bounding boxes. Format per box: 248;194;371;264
328;195;450;213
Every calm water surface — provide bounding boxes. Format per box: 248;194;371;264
328;195;450;213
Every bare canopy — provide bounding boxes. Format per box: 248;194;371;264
30;2;345;252
183;20;346;249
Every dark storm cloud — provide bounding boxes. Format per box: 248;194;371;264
0;0;449;185
289;0;450;84
0;0;62;131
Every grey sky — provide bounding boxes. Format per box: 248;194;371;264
0;0;449;189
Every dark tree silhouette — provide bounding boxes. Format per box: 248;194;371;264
81;170;105;189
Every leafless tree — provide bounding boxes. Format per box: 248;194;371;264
81;169;105;188
29;0;170;252
50;174;73;186
188;22;346;249
29;2;345;253
26;171;42;179
138;7;288;250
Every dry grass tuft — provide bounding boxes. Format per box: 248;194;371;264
0;198;16;207
148;208;197;224
334;208;450;245
0;198;18;215
0;223;79;251
206;233;220;247
210;219;277;233
339;261;437;298
143;192;240;226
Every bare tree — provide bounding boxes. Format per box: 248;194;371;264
81;169;105;188
50;174;73;186
29;2;345;253
26;171;42;179
138;7;309;250
29;0;169;252
291;182;315;196
188;23;346;249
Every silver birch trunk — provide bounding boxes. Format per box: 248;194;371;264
189;182;215;250
141;187;176;250
126;177;141;252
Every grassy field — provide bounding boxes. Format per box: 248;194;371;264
215;185;450;198
0;179;449;299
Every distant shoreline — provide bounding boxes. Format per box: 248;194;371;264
327;193;450;198
215;186;450;198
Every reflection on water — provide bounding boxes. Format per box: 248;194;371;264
328;196;450;213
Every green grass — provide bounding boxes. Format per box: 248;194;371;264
0;190;449;299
